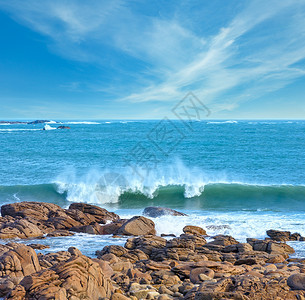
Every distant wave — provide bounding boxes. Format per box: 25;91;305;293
63;121;100;124
0;123;12;126
207;120;238;124
0;128;42;132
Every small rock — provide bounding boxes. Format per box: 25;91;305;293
183;225;207;236
28;244;50;250
287;273;305;290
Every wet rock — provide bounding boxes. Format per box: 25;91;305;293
47;230;75;237
266;229;291;241
100;220;126;235
117;216;156;236
57;126;71;129
183;225;207;236
69;222;104;234
267;229;304;242
143;207;187;217
28;244;50;250
287;273;305;290
69;202;119;223
161;233;176;237
27;120;50;124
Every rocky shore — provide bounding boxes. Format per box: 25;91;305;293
0;201;305;299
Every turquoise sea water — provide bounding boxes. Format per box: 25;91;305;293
0;120;305;256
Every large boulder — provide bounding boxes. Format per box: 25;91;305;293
117;216;156;236
69;203;119;223
0;219;43;239
0;243;41;297
0;243;41;278
247;239;295;255
7;252;114;299
0;202;121;239
143;207;187;218
1;202;64;220
266;229;304;241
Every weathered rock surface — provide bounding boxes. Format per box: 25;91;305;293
0;243;41;297
69;202;119;223
143;207;187;218
47;230;75;237
267;229;304;241
183;225;207;236
0;201;119;240
0;219;43;239
1;202;305;300
117;216;156;236
287;273;305;290
6;250;113;299
1;201;64;220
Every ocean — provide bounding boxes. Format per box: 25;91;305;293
0;120;305;257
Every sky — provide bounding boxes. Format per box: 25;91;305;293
0;0;305;120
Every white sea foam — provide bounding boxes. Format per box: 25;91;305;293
54;160;232;205
151;212;305;242
207;120;238;124
43;124;56;130
46;120;57;124
0;128;41;131
64;121;100;124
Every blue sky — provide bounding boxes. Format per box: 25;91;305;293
0;0;305;119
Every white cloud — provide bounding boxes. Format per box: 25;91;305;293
1;0;305;115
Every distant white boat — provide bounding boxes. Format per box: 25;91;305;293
43;124;56;130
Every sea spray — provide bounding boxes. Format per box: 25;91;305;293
54;160;230;205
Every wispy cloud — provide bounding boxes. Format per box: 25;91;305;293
1;0;305;115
